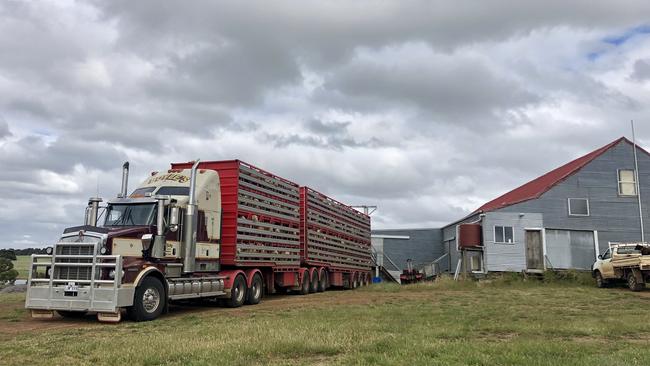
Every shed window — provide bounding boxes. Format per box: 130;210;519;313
494;226;514;244
618;169;637;196
568;198;589;216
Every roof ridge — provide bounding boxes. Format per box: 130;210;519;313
473;136;633;214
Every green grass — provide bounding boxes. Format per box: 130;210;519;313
3;277;650;365
12;256;31;279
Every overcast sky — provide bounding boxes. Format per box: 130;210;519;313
2;1;650;248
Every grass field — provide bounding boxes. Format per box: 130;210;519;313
3;276;650;365
12;256;30;279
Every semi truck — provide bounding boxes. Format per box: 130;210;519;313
25;160;372;322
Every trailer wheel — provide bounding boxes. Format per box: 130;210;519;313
57;310;87;319
309;270;319;293
595;271;608;288
226;274;247;308
127;276;165;322
299;271;310;295
352;274;359;289
317;270;327;292
627;272;645;292
246;273;263;305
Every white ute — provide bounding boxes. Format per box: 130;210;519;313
593;243;650;291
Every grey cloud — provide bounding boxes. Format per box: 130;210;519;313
631;59;650;81
305;119;351;135
0;118;11;139
320;50;540;127
0;135;127;176
262;132;382;150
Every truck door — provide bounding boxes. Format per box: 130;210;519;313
599;249;614;278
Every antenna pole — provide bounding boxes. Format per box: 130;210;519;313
632;120;645;242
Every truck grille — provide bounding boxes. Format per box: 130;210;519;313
53;243;96;282
56;266;92;281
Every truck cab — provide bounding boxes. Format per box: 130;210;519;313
25;160;234;322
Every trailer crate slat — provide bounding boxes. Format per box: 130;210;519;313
237;218;300;234
238;196;299;218
239;165;300;200
237;226;300;241
307;215;370;244
307;190;369;227
239;180;299;204
306;194;369;231
237;234;300;246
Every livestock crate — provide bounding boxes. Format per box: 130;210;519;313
173;160;301;267
300;187;371;271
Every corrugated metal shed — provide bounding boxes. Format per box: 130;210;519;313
371;228;443;271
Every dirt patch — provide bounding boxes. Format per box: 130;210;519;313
0;289;434;337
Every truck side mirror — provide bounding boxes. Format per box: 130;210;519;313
169;206;179;232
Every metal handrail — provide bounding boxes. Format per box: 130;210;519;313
383;252;401;271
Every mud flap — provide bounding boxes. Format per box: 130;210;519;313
31;310;54;319
633;268;645;284
97;311;122;323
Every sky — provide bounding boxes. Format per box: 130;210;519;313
2;1;650;248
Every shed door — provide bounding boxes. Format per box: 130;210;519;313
525;230;544;270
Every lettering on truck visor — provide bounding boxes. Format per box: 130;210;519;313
145;173;190;185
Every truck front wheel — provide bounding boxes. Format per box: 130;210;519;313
226;274;247;308
595;271;608;288
128;276;165;322
627;272;645;292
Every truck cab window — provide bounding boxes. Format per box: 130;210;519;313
602;249;611;260
130;187;155;197
104;204;157;227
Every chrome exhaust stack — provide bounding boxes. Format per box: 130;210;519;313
119;161;129;198
182;159;200;273
150;196;168;259
85;197;103;226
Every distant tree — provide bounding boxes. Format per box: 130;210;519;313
0;258;18;284
0;249;16;260
13;248;47;256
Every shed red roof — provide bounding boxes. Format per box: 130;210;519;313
474;137;644;214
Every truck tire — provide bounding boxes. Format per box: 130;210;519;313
127;276;165;322
299;271;310;295
627;272;645;292
246;273;263;305
309;270;319;293
57;310;87;319
317;270;326;292
595;271;608;288
352;274;359;289
226;274;247;308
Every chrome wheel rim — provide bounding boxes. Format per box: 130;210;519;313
142;287;160;313
252;280;261;299
235;282;245;303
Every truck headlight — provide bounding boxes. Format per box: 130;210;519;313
46;247;53;255
100;246;108;255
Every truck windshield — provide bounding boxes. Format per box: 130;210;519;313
104;203;156;227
